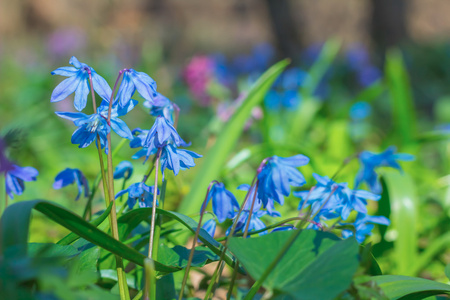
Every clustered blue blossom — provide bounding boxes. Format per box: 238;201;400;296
49;56;203;213
202;146;412;243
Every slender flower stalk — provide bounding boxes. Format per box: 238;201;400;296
88;70;130;300
148;148;162;258
179;181;217;300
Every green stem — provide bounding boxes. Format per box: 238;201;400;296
148;149;161;258
179;181;217;300
143;258;156;300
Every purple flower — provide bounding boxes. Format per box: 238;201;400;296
0;138;13;174
5;165;38;199
53;168;89;201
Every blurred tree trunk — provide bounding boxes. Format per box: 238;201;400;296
370;0;409;53
265;0;302;63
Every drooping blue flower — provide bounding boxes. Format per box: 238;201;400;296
55;100;135;152
115;182;158;209
113;161;134;180
143;92;175;123
206;182;240;223
51;56;112;111
237;183;281;217
143;116;187;150
355;146;414;193
0;138;13;174
159;144;202;177
53;168;89;201
115;68;157;108
202;219;217;238
5;164;38;199
341;213;390;243
228;203;268;237
295;173;380;220
350;101;371;121
257;155;309;208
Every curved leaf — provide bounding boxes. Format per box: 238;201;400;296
118;208;236;268
178;59;290;215
0;200;179;274
380;170;419;275
58;202;113;246
373;275;450;300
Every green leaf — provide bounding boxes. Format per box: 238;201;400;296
118;208;236;269
228;230;359;300
157;245;218;269
385;49;417;145
178;59;290;215
28;243;79;259
373;275;450;300
58;202;113;246
0;200;179;274
380;170;419;276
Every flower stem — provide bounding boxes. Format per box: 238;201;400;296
143;258;156;300
179;181;217;300
148;148;162;259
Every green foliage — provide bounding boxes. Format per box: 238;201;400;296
179;59;290;215
228;230;360;300
373;275;450;300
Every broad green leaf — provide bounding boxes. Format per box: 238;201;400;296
380;171;419;276
373;275;450;300
28;243;79;259
178;59;290;215
58;202;113;246
157;245;218;269
228;230;359;300
0;200;179;274
385;49;417;145
117;208;236;268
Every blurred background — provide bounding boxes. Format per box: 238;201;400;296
0;0;449;282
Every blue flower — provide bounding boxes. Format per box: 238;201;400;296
53;168;89;201
237;184;281;217
113;161;134;180
115;182;158;209
342;213;390;243
5;164;38;199
159;144;202;177
202;219;216;238
350;101;371;121
296;173;381;220
56;100;135;152
229;209;267;237
116;68;157;108
51;56;112;111
257;155;309;208
143;92;175;123
206;182;240;223
0;138;13;174
355;146;414;193
143;116;187;150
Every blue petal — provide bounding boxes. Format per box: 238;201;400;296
69;56;82;68
51;67;78;77
51;73;82;103
71;126;96;148
74;78;90;111
55;111;88;122
110;118;133;140
116;73;135;107
92;71;113;102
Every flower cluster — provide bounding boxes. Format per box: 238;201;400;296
202;146;412;243
49;57;202;212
